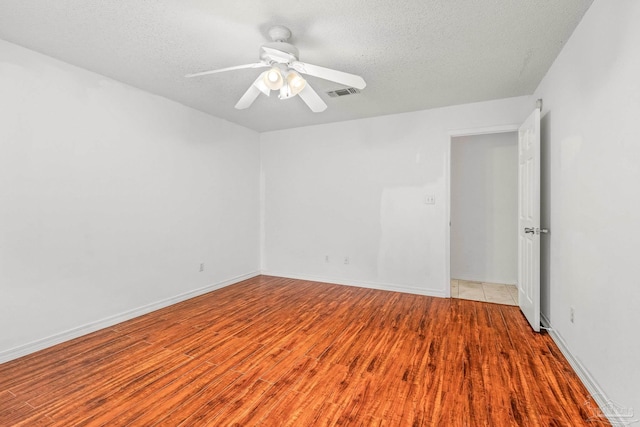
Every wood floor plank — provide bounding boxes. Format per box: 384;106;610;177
0;276;608;426
205;339;265;373
44;347;193;422
0;332;130;391
13;412;55;427
220;374;302;426
0;402;34;425
5;335;136;400
68;355;209;426
0;390;18;412
15;341;153;408
162;369;266;426
130;366;243;427
96;360;219;426
255;389;322;426
201;378;272;426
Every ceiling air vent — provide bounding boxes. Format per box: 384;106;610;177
326;88;361;98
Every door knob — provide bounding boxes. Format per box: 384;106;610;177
524;227;535;234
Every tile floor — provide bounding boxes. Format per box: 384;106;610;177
451;279;518;306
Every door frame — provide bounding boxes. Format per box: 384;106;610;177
445;124;520;298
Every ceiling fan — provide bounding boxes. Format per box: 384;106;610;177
185;25;366;112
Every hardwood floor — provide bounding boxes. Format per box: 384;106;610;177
0;275;609;426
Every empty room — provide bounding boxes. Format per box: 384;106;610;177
1;0;638;425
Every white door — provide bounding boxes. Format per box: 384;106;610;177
518;108;541;332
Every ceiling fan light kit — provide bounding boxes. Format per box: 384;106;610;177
186;25;366;113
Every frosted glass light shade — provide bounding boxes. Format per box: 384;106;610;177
287;71;306;95
263;67;284;90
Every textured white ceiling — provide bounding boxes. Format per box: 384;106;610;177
0;0;593;132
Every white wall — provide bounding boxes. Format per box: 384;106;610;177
260;98;530;296
450;132;518;284
0;39;261;361
533;0;640;413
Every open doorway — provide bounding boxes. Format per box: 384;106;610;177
449;131;519;305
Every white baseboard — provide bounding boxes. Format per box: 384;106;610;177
261;271;447;298
0;271;260;364
540;313;631;427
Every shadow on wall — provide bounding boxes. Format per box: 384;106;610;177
540;110;552;322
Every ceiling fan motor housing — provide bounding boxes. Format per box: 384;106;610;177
268;25;292;42
261;42;299;63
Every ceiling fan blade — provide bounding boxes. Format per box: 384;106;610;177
186;62;267;78
298;84;327;113
254;72;271;96
235;73;271;109
235;85;261;110
291;61;366;90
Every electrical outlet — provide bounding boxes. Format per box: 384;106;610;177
199;263;204;272
570;307;575;323
344;257;349;265
425;195;436;205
